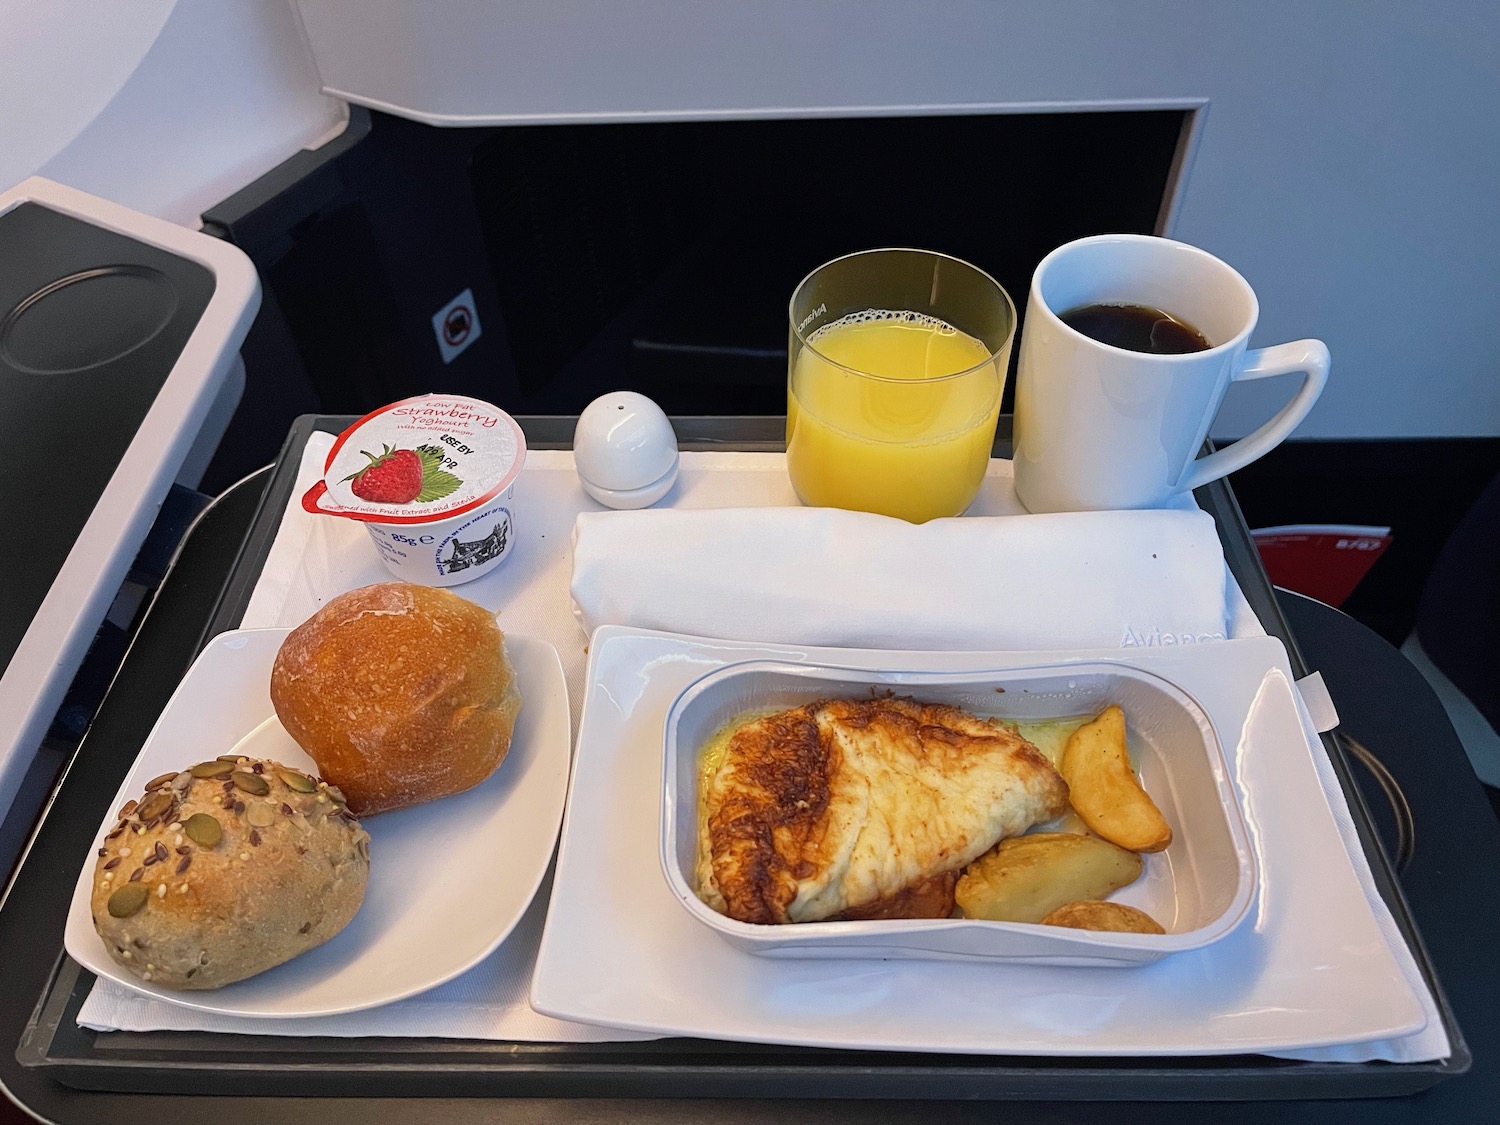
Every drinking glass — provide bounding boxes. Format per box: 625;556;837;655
786;248;1016;523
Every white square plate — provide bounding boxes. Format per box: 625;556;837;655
65;628;571;1018
531;626;1426;1056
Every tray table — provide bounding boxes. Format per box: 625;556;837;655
1;415;1475;1119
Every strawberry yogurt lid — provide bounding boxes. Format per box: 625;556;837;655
302;394;526;525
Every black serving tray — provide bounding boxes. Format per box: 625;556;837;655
6;415;1472;1117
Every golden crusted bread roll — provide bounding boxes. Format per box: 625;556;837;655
269;583;522;815
90;757;369;990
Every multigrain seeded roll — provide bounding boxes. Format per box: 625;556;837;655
269;583;522;816
90;757;369;990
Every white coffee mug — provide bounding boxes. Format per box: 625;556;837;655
1012;234;1329;513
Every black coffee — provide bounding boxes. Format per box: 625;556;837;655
1058;303;1211;355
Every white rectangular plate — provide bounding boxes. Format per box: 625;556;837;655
66;628;571;1018
531;626;1426;1056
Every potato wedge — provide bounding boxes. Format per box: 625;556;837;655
1040;899;1165;934
1059;705;1173;853
955;832;1143;924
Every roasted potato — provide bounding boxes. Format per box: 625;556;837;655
1059;705;1173;853
1040;899;1166;934
955;832;1143;924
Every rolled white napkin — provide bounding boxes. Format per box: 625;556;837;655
571;506;1229;651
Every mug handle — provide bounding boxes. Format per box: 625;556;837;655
1178;339;1330;493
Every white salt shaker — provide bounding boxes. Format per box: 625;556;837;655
572;391;680;509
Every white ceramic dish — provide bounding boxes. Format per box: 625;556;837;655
65;627;571;1018
662;660;1256;965
531;626;1426;1056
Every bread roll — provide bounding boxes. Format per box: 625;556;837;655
91;758;369;990
269;583;522;815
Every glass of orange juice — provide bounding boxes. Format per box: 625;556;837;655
786;248;1016;523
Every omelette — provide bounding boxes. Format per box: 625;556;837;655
696;697;1070;924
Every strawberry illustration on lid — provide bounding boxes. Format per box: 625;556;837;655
345;445;423;504
304;394;526;526
344;445;459;505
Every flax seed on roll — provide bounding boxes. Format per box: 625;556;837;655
269;583;522;815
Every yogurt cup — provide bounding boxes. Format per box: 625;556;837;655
302;394;526;586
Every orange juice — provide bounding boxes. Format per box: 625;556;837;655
786;310;1007;522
